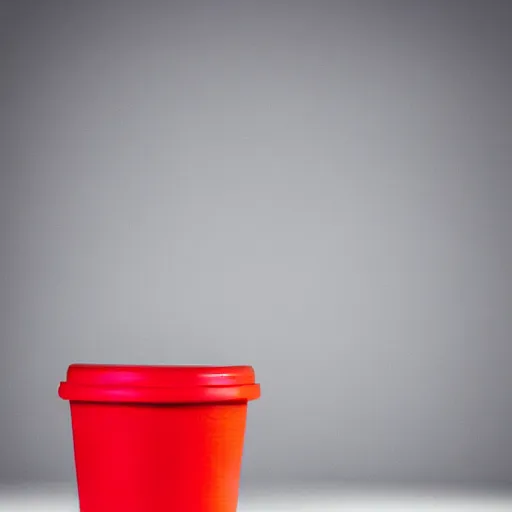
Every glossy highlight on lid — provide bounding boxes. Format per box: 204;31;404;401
58;364;260;404
65;364;256;387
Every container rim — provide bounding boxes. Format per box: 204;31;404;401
58;364;260;404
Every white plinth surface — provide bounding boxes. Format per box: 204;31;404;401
1;484;511;511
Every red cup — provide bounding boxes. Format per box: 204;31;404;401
58;364;260;512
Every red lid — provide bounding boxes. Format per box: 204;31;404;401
58;364;260;404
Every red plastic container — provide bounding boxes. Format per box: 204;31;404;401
58;364;260;512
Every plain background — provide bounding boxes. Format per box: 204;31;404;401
1;0;511;489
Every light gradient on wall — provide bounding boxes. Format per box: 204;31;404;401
1;0;511;486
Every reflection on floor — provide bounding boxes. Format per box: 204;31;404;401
1;484;511;511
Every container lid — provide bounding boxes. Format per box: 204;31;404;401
58;364;260;404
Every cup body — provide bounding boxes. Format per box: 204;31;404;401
59;364;260;512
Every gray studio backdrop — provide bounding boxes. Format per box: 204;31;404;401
1;0;511;488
